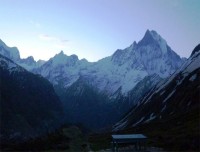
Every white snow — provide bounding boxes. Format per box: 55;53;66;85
132;117;145;127
0;39;20;61
150;30;168;53
154;50;200;95
0;56;24;73
160;90;165;95
161;105;166;112
189;74;197;81
113;120;128;131
163;89;176;103
0;30;186;99
33;29;185;98
144;113;156;123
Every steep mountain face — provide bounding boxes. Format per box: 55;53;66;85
0;54;64;143
0;30;185;130
32;30;184;129
0;30;184;97
19;56;45;71
54;78;125;130
34;51;91;87
0;40;45;70
54;74;163;130
115;74;162;107
113;45;200;150
35;30;184;96
113;44;200;130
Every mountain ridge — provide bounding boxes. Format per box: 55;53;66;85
0;30;187;129
32;30;184;97
113;43;200;131
111;44;200;151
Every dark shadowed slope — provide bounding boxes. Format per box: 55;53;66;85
0;54;64;144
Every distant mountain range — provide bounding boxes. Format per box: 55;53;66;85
0;30;187;129
0;30;185;95
34;30;184;96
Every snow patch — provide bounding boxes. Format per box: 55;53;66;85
160;90;165;96
189;74;197;81
144;113;156;123
113;120;128;131
161;105;166;112
0;56;24;73
163;89;176;103
132;117;145;127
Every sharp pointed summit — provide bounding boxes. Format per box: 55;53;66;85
138;29;166;47
59;50;64;55
190;44;200;57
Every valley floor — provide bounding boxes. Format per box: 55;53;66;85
92;146;165;152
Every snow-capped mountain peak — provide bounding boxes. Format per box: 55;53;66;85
22;56;35;64
0;39;20;61
0;40;45;70
34;30;185;96
137;29;168;53
37;59;46;66
50;51;79;67
190;44;200;57
113;44;200;132
0;30;185;97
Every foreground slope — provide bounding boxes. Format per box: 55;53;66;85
0;54;64;143
113;44;200;151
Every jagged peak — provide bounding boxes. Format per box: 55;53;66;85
60;50;64;54
0;39;20;60
57;50;65;56
70;54;79;60
129;41;137;48
26;56;34;60
190;44;200;57
49;51;79;66
137;30;156;46
54;50;68;59
37;59;46;62
144;29;160;39
56;51;78;60
20;56;36;63
0;39;6;46
80;58;88;62
138;29;167;47
37;59;46;65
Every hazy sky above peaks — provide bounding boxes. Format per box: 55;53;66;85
0;0;199;61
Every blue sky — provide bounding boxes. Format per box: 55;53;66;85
0;0;199;61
